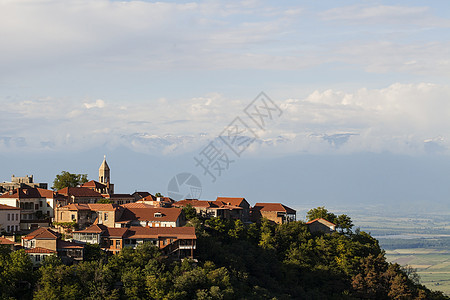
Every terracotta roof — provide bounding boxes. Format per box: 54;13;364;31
125;226;196;239
103;228;128;238
0;204;20;210
141;194;156;201
25;247;57;254
306;218;336;227
121;202;153;208
57;240;85;249
60;203;91;211
0;187;56;199
253;203;296;214
132;192;151;199
215;197;248;207
108;194;133;198
73;224;107;234
57;187;103;198
23;227;59;240
118;207;182;223
175;199;218;208
81;180;106;189
87;203;118;211
0;237;15;245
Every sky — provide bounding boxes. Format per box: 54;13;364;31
1;0;450;212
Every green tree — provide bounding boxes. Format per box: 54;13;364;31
52;171;88;190
182;204;197;220
155;193;163;197
98;198;112;204
306;206;337;223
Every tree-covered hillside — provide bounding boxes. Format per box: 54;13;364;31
1;209;448;299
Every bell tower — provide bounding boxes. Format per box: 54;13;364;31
99;155;110;185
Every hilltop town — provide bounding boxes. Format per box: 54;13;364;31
0;157;303;264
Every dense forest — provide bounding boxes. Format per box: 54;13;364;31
0;208;448;299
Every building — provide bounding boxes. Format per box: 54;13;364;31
174;199;227;218
54;203;122;232
0;204;20;233
25;247;57;267
251;203;296;224
57;187;103;204
73;225;196;257
0;188;59;230
137;194;174;208
306;218;336;234
115;207;185;228
99;157;114;194
215;197;251;221
22;227;84;263
0;175;47;194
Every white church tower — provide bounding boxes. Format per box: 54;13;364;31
99;156;114;194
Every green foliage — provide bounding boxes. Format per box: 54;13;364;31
52;171;88;190
0;211;448;300
155;193;163;197
97;198;112;204
182;204;197;220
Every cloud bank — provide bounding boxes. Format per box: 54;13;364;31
1;83;449;156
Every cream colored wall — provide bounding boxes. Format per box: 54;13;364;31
0;209;20;232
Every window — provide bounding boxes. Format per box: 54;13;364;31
104;213;108;221
116;240;121;248
35;204;39;210
39;201;43;207
15;225;18;232
7;226;10;232
71;214;76;221
7;214;10;221
35;255;40;262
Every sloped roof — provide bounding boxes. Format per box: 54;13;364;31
0;187;56;199
23;227;59;240
99;158;110;171
118;207;182;223
0;237;15;245
87;203;118;211
81;180;106;189
108;194;133;199
60;203;91;211
121;202;153;208
253;203;296;214
0;204;20;210
126;226;196;239
215;197;248;207
73;224;107;234
141;194;156;201
306;218;336;227
25;247;57;254
175;199;218;208
57;187;102;198
103;228;129;238
57;240;84;249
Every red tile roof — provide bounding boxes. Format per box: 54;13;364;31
126;226;196;239
215;197;249;208
175;199;218;208
61;203;91;211
0;187;58;199
0;204;20;210
118;207;182;223
253;203;296;214
141;194;156;201
0;237;15;245
121;202;153;208
81;180;106;189
87;203;119;211
103;228;129;238
57;240;84;249
25;247;57;254
57;187;103;198
73;224;106;234
23;227;59;240
306;218;336;227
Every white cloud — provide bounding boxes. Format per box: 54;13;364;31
84;99;105;109
1;83;450;156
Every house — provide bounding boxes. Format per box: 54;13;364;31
25;247;57;267
0;204;20;233
215;197;251;221
73;225;196;257
115;207;185;228
104;194;135;205
136;194;174;208
0;236;18;251
57;187;103;204
251;203;296;224
54;203;122;232
22;227;84;263
81;180;109;194
0;188;59;230
0;175;48;194
174;199;227;219
132;191;151;202
306;218;336;234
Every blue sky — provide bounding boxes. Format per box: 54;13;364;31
1;1;450;211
